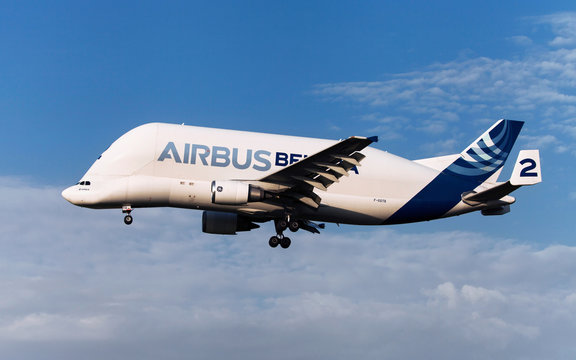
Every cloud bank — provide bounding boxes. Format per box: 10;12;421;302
0;177;574;359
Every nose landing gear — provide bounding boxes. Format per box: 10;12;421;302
122;205;133;225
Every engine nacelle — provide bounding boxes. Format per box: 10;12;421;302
211;180;266;205
202;211;259;235
481;205;510;216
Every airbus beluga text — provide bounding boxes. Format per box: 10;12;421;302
62;119;542;249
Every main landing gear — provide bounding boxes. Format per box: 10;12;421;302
268;217;300;249
122;205;133;225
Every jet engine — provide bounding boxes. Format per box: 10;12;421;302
211;181;267;205
202;211;260;235
481;205;510;216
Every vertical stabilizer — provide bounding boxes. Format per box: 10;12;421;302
443;119;524;183
385;119;524;224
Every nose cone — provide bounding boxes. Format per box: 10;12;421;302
62;186;81;205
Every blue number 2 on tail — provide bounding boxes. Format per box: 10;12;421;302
519;158;538;177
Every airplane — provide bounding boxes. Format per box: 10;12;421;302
62;119;541;249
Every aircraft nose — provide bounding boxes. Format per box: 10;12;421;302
61;186;80;205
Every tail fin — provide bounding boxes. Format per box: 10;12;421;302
385;119;525;224
443;119;524;183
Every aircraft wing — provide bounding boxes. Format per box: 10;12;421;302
256;136;378;208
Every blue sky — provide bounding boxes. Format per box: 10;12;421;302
1;1;576;359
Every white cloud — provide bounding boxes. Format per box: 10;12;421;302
0;313;113;341
314;51;576;119
313;12;576;156
507;35;533;46
535;12;576;47
428;281;459;307
420;138;459;155
427;283;507;308
566;293;576;304
358;114;409;140
551;119;576;139
521;134;568;153
461;284;507;304
0;178;574;359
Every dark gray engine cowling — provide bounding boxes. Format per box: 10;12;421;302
481;205;510;216
211;181;266;205
202;211;260;235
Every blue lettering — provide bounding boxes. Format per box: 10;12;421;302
290;153;303;164
183;143;190;164
157;143;300;173
191;144;210;165
212;146;231;167
157;142;182;163
275;152;289;166
351;166;359;174
232;148;252;170
254;150;271;171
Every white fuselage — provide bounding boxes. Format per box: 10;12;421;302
62;123;482;225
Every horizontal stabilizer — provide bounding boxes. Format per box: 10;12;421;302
462;149;542;204
462;183;518;204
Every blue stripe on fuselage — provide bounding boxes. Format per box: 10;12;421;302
383;172;482;224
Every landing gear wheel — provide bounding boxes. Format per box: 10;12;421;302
124;215;133;225
280;237;291;249
269;236;280;248
288;221;299;232
276;219;288;232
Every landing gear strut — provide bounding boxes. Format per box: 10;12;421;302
122;205;133;225
269;217;299;249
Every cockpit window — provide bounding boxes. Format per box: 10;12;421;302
78;181;91;186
